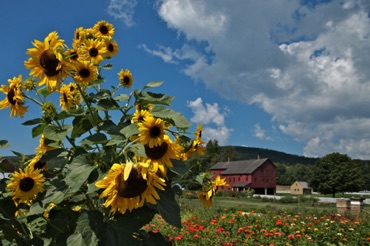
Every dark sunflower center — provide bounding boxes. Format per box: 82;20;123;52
99;25;109;35
19;177;35;192
145;142;168;160
7;87;16;105
63;93;69;103
70;51;78;61
123;76;130;85
150;126;161;138
116;169;148;198
34;160;47;169
40;49;61;77
69;86;75;92
107;43;114;52
89;48;98;57
79;68;91;78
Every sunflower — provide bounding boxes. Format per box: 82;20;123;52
132;107;151;123
28;153;48;171
144;135;182;173
195;124;203;140
57;82;81;111
95;162;166;215
37;133;58;153
138;116;166;148
80;39;107;64
72;27;86;48
105;39;119;58
197;189;214;208
118;69;133;88
24;31;67;91
65;48;82;64
73;61;98;85
93;20;115;40
0;75;28;118
211;176;228;191
6;166;45;206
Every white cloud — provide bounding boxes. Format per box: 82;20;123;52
187;98;233;145
107;0;137;26
155;0;370;159
253;124;273;141
139;44;202;64
158;0;226;40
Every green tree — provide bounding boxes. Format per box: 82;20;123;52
310;153;365;197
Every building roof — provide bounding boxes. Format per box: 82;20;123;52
232;181;250;188
210;158;273;175
293;181;311;189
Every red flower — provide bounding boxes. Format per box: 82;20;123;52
193;234;200;239
276;219;282;226
211;219;217;224
223;243;233;246
287;234;295;239
175;235;183;241
216;227;225;233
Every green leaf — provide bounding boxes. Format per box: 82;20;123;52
64;156;97;193
135;91;173;106
101;63;113;69
142;231;171;246
143;81;164;89
120;124;139;139
37;86;53;98
80;133;107;146
71;116;93;139
129;143;146;158
28;202;45;216
32;124;46;138
42;190;66;205
67;233;88;246
98;206;155;245
114;94;129;102
40;148;67;162
22;118;42;126
0;140;10;149
151;106;191;128
73;212;99;246
96;98;120;111
43;124;72;141
156;184;182;228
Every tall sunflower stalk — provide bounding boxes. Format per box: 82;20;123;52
0;20;227;245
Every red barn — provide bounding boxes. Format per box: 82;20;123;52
210;158;276;195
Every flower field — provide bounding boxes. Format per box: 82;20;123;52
144;205;370;245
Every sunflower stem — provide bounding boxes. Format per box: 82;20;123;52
24;94;43;107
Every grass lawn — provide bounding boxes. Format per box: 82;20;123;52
179;196;370;214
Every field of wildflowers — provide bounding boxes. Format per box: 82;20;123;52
144;204;370;245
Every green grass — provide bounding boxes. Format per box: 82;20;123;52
178;195;370;215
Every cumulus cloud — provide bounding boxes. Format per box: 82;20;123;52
253;124;273;141
187;98;233;145
154;0;370;159
107;0;137;26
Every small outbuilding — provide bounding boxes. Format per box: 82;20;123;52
290;181;312;195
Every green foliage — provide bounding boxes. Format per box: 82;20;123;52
310;153;365;197
0;21;212;246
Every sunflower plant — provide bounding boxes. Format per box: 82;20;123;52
0;21;227;245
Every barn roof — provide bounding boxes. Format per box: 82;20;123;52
210;158;273;175
232;181;250;188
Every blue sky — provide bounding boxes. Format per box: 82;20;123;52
1;0;370;159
